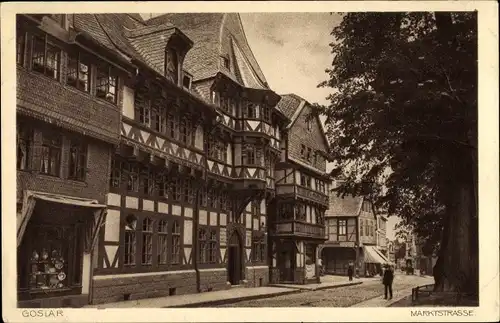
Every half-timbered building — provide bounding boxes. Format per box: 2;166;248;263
270;94;332;284
15;13;330;307
322;183;390;277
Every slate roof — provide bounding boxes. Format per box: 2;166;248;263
146;13;269;89
326;193;364;218
277;94;303;120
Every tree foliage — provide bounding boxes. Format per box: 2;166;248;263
319;12;478;293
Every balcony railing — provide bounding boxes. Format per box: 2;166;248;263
296;186;329;206
273;220;326;240
275;184;329;206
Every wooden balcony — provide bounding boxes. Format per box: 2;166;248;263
275;184;329;207
272;220;326;241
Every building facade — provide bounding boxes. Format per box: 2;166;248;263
321;186;390;277
376;214;388;256
15;13;329;307
270;95;331;284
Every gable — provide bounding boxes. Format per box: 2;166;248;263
288;103;329;172
220;13;269;89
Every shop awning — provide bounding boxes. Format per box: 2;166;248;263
372;246;392;265
17;190;106;252
363;245;389;264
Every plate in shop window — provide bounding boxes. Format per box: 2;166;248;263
55;262;64;270
57;272;66;281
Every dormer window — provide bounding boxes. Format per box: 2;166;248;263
165;47;178;85
222;56;230;70
182;75;192;89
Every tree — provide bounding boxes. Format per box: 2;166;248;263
318;12;477;295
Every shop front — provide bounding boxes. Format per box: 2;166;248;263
17;191;105;308
362;245;391;277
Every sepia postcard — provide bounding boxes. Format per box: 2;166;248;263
1;1;498;322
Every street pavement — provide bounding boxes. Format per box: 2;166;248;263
216;274;432;307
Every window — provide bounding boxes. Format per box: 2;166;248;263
183;178;194;204
17;30;25;65
306;118;312;131
364;219;369;236
171;178;181;202
262;105;271;122
66;52;90;92
220;96;230;113
126;163;139;192
242;144;256;165
32;35;60;80
138;99;151;127
157;220;168;265
338;220;347;236
110;159;122;189
300;174;311;188
141;167;154;195
17;122;32;170
207;137;227;162
165;47;178;84
222;56;230;69
244;102;258;119
198;229;207;263
251;200;261;215
200;187;207;207
306;147;312;163
167;112;179;140
96;65;118;104
40;130;61;176
171;221;181;264
68;139;87;181
151;106;166;133
157;173;169;199
296;203;306;221
300;144;306;159
183;75;192;89
124;215;137;266
208;231;217;263
25;226;74;292
142;218;153;265
179;117;192;145
252;238;265;262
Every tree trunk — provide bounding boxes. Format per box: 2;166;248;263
433;182;478;295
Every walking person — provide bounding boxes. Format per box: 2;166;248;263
347;262;354;281
383;264;394;300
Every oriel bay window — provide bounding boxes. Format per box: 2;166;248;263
96;64;118;104
296;203;306;221
278;202;294;221
68;139;87;181
31;35;60;80
242;144;259;165
244;102;259;119
40;130;62;176
66;52;90;92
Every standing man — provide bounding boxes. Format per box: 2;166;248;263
383;264;394;300
347;262;354;281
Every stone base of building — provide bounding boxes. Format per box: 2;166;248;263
199;268;232;292
244;266;269;287
91;270;198;305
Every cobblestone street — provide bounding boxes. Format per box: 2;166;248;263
216;274;432;307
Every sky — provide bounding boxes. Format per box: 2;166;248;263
141;13;400;240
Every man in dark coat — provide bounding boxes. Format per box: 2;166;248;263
383;264;394;300
347;263;354;281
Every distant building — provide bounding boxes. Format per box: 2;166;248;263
320;182;390;277
387;239;396;264
376;214;388;256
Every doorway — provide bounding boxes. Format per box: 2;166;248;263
227;232;242;285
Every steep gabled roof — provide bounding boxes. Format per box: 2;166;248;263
146;13;269;89
326;193;363;218
278;93;331;157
